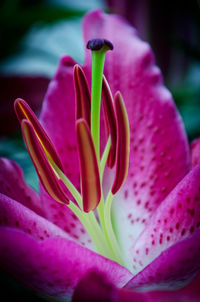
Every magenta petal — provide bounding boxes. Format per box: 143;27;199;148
126;228;200;291
130;163;200;273
0;193;68;240
72;271;116;302
121;274;200;302
0;227;132;300
0;158;43;215
73;270;200;302
83;10;190;253
191;138;200;168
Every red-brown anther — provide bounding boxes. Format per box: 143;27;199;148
74;65;91;127
14;98;64;172
76;119;101;213
21;120;69;204
111;92;130;194
102;76;117;168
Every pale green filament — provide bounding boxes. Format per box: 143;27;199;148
104;190;125;266
68;202;113;259
100;137;111;181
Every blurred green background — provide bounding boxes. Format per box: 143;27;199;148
0;0;200;300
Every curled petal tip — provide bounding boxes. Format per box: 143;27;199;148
112;92;130;194
76;119;101;212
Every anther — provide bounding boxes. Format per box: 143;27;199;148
21;120;69;204
102;76;117;168
74;65;91;127
76;119;101;212
14;98;63;171
112;92;130;194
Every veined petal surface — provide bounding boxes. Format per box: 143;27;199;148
83;10;190;257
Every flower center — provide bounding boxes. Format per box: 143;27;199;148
14;39;130;267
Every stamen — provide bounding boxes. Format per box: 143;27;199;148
87;38;113;162
14;38;131;268
14;98;63;171
21;120;69;204
102;76;117;168
76;118;101;213
112;92;130;194
74;65;91;127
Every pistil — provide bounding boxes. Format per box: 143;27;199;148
87;38;113;163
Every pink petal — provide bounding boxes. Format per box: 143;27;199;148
72;270;200;302
191;138;200;168
129;163;200;273
0;157;90;249
120;273;200;302
83;10;190;254
0;158;43;215
0;227;132;300
72;270;116;302
0;193;69;240
126;227;200;291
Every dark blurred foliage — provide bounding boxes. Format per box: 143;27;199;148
107;0;200;82
0;270;46;301
107;0;200;140
0;75;50;135
0;0;84;61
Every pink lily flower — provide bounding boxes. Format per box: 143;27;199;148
1;9;200;301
